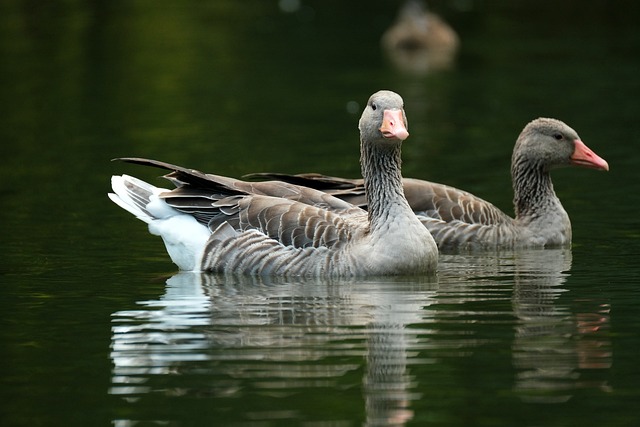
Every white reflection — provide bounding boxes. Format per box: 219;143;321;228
110;273;438;425
110;274;213;398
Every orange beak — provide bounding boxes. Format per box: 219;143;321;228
379;110;409;141
570;139;609;171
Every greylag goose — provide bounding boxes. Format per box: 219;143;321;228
381;0;459;73
108;90;438;275
247;118;609;250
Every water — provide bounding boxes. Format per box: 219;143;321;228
1;1;639;426
107;250;613;425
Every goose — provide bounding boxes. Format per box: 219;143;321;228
247;118;609;250
381;0;459;73
108;90;438;276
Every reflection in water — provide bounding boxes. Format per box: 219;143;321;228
111;274;438;425
110;249;612;424
362;284;434;427
509;249;612;403
440;249;612;403
110;276;213;398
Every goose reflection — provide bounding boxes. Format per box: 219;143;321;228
509;249;612;402
110;250;612;423
438;249;612;403
110;273;438;425
363;300;422;426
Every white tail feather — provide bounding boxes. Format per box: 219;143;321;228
109;174;211;271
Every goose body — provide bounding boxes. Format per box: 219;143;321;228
248;118;609;251
109;90;438;276
381;0;459;73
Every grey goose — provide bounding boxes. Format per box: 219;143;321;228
248;118;609;250
109;90;438;275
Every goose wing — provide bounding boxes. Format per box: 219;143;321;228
247;173;512;225
118;158;362;216
402;178;512;224
116;158;361;250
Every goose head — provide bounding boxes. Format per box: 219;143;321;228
358;90;409;146
512;118;609;173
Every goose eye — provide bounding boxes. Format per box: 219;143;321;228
371;103;377;111
553;133;563;140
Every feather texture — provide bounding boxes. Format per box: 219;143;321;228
109;90;438;275
247;118;609;250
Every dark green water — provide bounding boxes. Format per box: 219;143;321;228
1;1;639;425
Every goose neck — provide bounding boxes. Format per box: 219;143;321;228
361;139;410;229
511;157;559;219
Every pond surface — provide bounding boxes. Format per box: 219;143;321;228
1;1;639;426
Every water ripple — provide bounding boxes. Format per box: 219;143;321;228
109;248;612;424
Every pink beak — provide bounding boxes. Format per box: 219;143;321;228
571;139;609;171
379;110;409;141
